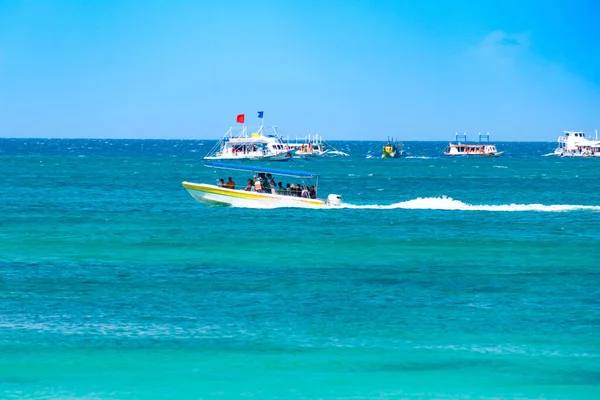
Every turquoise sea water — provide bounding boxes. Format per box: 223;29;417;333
1;139;599;399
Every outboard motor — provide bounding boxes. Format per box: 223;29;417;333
326;194;342;206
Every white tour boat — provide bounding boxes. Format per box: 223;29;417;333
182;162;342;207
444;132;503;157
549;130;600;157
204;119;292;161
285;133;349;157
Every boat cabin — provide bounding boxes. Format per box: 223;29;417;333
205;125;291;161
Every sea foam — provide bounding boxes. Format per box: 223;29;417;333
232;196;600;212
340;196;600;212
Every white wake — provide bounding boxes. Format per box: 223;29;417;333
231;195;600;212
339;196;600;212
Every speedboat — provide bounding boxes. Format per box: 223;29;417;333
444;132;503;156
548;130;600;157
182;162;342;207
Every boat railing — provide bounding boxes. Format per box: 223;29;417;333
285;133;323;146
453;132;467;144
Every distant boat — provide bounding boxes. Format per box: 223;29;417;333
204;115;292;161
444;132;503;157
364;137;405;158
182;162;343;207
547;130;600;157
381;137;406;158
285;133;349;157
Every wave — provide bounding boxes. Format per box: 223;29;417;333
231;196;600;212
415;343;599;358
340;196;600;212
0;318;235;339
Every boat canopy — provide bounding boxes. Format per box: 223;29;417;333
204;162;319;178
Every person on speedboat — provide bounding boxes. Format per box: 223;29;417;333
301;186;309;198
226;177;235;189
276;182;285;195
267;174;277;194
254;178;263;192
256;173;271;193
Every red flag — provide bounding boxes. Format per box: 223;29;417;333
236;114;245;124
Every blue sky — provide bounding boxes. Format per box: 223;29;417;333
0;0;598;140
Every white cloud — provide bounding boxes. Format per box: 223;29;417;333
467;30;531;70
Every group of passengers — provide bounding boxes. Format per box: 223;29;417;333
231;144;261;155
217;177;236;189
241;172;317;199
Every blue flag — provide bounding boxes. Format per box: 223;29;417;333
257;111;264;119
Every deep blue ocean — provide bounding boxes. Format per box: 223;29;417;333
1;138;599;399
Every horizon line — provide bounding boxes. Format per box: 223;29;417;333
0;136;557;143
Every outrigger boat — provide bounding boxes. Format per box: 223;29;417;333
182;162;342;207
285;133;349;157
365;137;406;158
382;137;405;158
444;132;503;157
204;115;292;161
547;130;600;157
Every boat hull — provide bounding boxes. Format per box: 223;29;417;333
204;152;291;161
444;152;504;157
552;149;600;157
182;182;326;207
292;150;326;157
382;151;407;158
